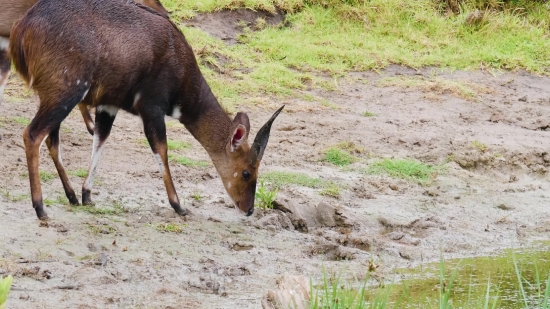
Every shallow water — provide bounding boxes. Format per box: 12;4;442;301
384;243;550;308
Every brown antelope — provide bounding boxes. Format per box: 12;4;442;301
10;0;283;220
0;0;169;135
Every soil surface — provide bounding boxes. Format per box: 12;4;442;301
1;10;550;309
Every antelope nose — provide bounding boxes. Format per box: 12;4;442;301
246;208;254;216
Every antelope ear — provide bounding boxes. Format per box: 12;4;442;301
230;124;247;152
250;105;284;165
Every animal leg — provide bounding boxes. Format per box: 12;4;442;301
79;103;95;136
24;95;82;220
82;106;117;205
0;46;9;104
141;109;188;216
45;125;80;205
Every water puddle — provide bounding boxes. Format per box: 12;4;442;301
384;242;550;308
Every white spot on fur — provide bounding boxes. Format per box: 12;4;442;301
133;92;142;107
233;172;238;178
81;88;90;101
171;106;182;119
0;37;8;50
84;82;88;86
153;153;164;174
227;182;232;188
97;105;119;117
29;75;34;88
76;80;80;85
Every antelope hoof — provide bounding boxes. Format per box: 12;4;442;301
82;190;95;206
67;193;80;206
36;210;49;221
174;207;189;216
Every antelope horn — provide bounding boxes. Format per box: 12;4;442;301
251;105;285;165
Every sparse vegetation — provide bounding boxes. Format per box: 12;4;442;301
262;171;336;190
378;76;493;100
308;250;550;308
324;147;357;167
169;154;210;167
12;116;31;126
367;158;439;183
320;185;340;198
255;179;278;209
363;111;377;117
69;169;88;178
167;140;191;151
72;200;127;216
39;171;57;183
472;140;489;152
154;222;187;233
0;275;13;309
191;192;202;201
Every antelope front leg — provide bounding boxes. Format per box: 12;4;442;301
82;106;117;205
45;125;79;205
141;111;188;216
0;46;9;104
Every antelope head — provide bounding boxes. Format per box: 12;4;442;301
218;106;284;216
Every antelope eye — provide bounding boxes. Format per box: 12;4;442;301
242;171;250;180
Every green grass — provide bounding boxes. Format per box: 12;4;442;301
153;222;188;233
363;111;377;117
308;248;550;308
191;191;202;201
324;148;357;167
262;171;335;189
157;0;550;111
255;179;278;209
472;140;489;152
39;171;57;183
367;158;438;183
44;195;69;207
12;116;31;126
167;140;191;151
0;275;13;308
69;169;88;178
139;139;190;151
169;154;210;167
261;171;341;197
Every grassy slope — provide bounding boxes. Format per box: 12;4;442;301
160;0;550;110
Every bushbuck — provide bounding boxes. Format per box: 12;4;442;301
9;0;283;220
0;0;169;135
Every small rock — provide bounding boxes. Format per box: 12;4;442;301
262;274;310;309
518;96;528;102
389;184;398;191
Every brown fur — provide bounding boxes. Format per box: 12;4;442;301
0;0;169;112
9;0;283;220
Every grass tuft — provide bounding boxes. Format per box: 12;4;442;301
154;222;187;233
324;148;357;166
169;154;210;167
255;179;278;209
367;158;439;183
69;169;88;178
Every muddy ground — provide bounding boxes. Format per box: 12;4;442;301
2;10;550;309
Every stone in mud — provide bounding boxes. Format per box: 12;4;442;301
273;197;354;231
261;274;310;309
253;212;293;231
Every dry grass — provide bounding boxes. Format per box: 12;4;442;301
378;76;494;101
